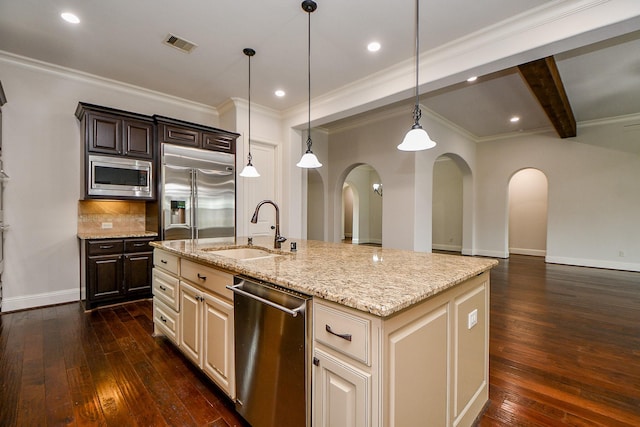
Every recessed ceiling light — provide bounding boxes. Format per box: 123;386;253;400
61;12;80;24
466;76;477;82
510;116;520;123
275;89;285;97
367;42;381;52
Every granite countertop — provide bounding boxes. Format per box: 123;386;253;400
77;231;158;240
151;236;498;317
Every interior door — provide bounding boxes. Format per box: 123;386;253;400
194;163;235;239
163;163;193;240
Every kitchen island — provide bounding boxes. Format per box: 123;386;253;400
151;236;498;427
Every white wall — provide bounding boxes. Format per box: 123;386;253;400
476;128;640;271
0;53;218;311
327;107;478;251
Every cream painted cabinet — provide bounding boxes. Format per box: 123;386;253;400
313;348;371;427
179;279;235;399
312;300;379;427
201;290;234;396
313;272;490;427
152;249;235;399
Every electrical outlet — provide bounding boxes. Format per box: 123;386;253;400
618;250;625;257
101;222;113;229
468;309;478;330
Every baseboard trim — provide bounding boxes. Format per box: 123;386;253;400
509;247;546;257
1;288;79;313
432;243;462;252
545;256;640;272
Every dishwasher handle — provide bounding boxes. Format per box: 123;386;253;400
227;284;305;318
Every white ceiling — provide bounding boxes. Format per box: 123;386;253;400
1;0;640;144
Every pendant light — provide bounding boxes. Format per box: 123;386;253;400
239;48;260;177
397;0;436;151
296;0;322;168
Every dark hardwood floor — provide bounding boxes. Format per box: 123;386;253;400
478;255;640;427
0;299;248;427
1;255;639;426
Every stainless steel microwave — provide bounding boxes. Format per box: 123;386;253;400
88;154;153;198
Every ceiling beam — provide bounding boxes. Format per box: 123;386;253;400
518;56;576;138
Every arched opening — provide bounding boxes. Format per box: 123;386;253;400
341;164;382;246
432;156;463;253
307;168;325;241
508;168;548;257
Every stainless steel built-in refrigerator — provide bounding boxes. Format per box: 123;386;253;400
162;144;235;240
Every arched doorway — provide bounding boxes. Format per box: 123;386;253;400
508;168;548;257
342;164;382;246
432;156;463;253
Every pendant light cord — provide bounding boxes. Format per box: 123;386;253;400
413;0;422;125
248;51;252;163
306;8;312;153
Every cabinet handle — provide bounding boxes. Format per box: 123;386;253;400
133;242;145;247
197;273;207;281
99;245;114;249
325;324;352;342
313;357;320;367
160;259;168;264
159;315;167;323
159;285;167;291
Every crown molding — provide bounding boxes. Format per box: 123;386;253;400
0;50;217;115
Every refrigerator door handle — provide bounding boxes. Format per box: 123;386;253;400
190;169;197;239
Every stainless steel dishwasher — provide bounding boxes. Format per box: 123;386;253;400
228;276;311;427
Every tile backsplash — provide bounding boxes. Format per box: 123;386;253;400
77;200;147;234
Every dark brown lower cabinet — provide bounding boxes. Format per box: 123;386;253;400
81;237;154;309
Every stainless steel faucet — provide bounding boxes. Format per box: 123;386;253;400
250;200;287;249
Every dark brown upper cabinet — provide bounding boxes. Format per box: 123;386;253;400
155;115;238;154
76;103;154;159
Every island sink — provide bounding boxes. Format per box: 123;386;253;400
207;247;281;261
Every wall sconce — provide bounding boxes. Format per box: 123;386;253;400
373;183;383;197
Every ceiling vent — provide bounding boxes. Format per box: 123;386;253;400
163;33;197;53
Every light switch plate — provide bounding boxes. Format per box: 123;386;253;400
468;309;478;329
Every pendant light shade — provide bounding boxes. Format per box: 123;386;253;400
297;0;322;169
239;48;260;178
397;0;436;151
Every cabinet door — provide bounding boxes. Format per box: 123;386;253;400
87;255;122;301
313;348;371;427
202;293;235;398
202;131;235;153
123;119;153;158
123;252;152;295
87;112;122;155
179;281;202;366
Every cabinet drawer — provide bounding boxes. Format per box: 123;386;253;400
125;238;154;253
87;240;124;256
154;249;179;275
181;259;233;300
314;302;371;365
160;123;199;147
152;268;179;311
153;299;179;344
